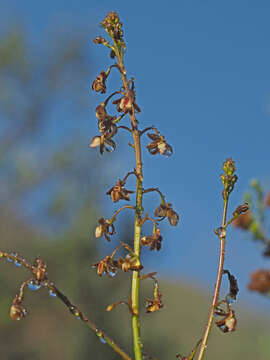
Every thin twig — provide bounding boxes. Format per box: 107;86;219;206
196;199;228;360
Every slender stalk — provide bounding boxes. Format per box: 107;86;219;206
197;199;228;360
114;43;144;360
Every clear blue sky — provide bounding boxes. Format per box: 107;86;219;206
2;0;270;310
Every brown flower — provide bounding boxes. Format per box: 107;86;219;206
92;255;118;277
154;203;179;226
89;103;118;154
112;89;141;114
32;256;47;282
117;254;143;272
106;179;134;202
95;218;115;242
141;228;162;251
232;202;249;216
10;295;27;321
145;282;163;313
89;134;116;154
93;36;109;45
146;132;172;156
92;71;108;94
215;308;237;333
233;212;252;230
248;269;270;293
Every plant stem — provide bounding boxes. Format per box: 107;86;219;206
197;198;228;360
114;44;143;360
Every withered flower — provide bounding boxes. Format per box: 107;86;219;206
154;203;179;226
117;254;143;272
141;228;162;251
32;256;47;282
233;212;252;230
89;103;118;154
10;295;27;321
248;269;270;293
106;179;134;202
112;89;141;114
233;202;249;217
93;36;109;45
146;132;173;156
145;282;163;313
92;255;118;277
215;308;237;333
92;71;108;94
89;133;116;154
223;269;239;300
95;217;115;242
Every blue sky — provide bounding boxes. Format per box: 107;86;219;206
2;0;270;310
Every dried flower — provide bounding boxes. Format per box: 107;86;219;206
92;71;108;94
89;134;116;154
233;212;252;230
112;90;141;114
145;281;163;313
248;269;270;293
154;203;179;226
10;295;27;321
141;228;162;251
95;218;115;242
215;309;237;333
32;256;47;282
106;179;134;202
117;254;143;272
146;131;172;156
92;256;118;277
223;270;239;300
232;202;249;217
93;36;109;45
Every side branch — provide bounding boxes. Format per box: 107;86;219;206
0;251;132;360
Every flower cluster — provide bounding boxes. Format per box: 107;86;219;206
93;246;143;277
220;158;238;200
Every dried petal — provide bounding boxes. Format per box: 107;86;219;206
90;136;101;148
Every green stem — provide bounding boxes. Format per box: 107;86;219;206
113;42;143;360
196;198;228;360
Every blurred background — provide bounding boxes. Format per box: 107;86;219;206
0;1;270;359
